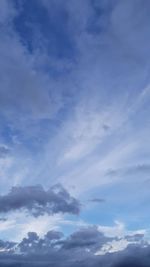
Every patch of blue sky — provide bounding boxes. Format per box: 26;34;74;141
13;0;77;60
85;180;150;229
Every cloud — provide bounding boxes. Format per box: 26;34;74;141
106;164;150;178
61;226;112;250
89;198;105;203
0;0;69;143
19;230;63;254
0;1;150;266
0;240;16;251
0;184;80;217
0;228;148;267
111;244;150;267
125;234;144;242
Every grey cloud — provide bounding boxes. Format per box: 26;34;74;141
19;230;63;254
125;234;144;242
62;226;111;250
89;198;105;203
0;230;148;267
18;227;110;254
0;240;16;251
111;244;150;267
0;184;80;216
45;230;63;241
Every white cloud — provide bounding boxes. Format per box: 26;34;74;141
61;103;123;162
98;221;146;238
96;221;147;255
96;238;130;255
0;211;64;242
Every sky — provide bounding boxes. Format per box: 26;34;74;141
0;0;150;266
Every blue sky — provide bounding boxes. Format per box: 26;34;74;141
0;0;150;266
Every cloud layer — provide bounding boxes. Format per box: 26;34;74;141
0;227;147;267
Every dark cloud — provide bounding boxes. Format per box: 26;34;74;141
0;227;112;266
0;184;80;216
89;198;105;203
111;245;150;267
19;230;64;254
0;231;148;267
18;227;111;255
45;230;63;241
0;240;16;251
61;226;111;250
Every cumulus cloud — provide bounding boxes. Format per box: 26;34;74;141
0;184;80;217
19;230;63;254
0;228;148;267
61;226;112;250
